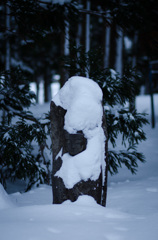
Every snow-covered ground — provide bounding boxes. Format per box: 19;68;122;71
0;94;158;240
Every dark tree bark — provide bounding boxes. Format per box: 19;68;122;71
50;100;104;205
101;110;108;207
44;65;52;102
109;21;117;70
59;26;69;88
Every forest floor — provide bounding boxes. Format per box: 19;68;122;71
0;94;158;240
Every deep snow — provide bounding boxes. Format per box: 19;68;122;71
0;94;158;240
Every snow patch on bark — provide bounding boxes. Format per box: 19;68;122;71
53;76;105;188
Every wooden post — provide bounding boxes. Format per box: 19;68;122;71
149;63;155;128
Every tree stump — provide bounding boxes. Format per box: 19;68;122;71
50;76;106;204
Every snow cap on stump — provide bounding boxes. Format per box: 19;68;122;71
50;76;106;204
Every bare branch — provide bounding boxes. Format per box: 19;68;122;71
79;9;112;25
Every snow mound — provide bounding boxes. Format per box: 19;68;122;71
0;184;14;210
73;195;98;207
53;76;103;135
62;195;99;207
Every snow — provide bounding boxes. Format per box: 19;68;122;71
0;184;14;210
53;76;105;188
66;195;98;207
53;76;103;135
40;0;71;5
0;94;158;240
55;127;105;188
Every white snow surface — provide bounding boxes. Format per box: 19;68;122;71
53;76;103;135
53;76;105;188
0;184;14;210
56;127;105;188
0;94;158;240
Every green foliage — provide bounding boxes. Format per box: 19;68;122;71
0;68;50;191
108;146;145;175
64;46;139;105
9;0;78;39
106;109;148;174
0;68;35;115
63;46;149;175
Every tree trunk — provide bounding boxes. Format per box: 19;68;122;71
50;77;106;205
36;77;40;104
129;33;138;112
85;0;90;53
2;1;11;124
50;101;103;204
109;21;116;69
44;66;52;102
59;22;69;87
115;26;123;76
80;0;90;77
76;15;82;48
5;1;10;72
104;12;111;69
101;109;108;207
85;0;90;77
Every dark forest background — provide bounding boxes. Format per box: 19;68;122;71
1;0;158;102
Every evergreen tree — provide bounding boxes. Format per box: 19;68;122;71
8;0;78;93
0;68;50;191
0;0;155;199
77;0;158;91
